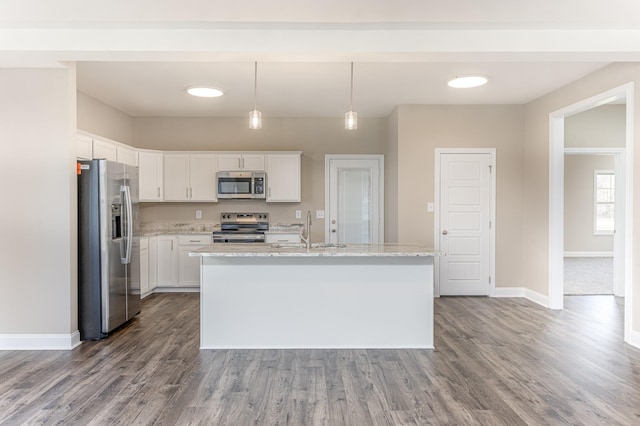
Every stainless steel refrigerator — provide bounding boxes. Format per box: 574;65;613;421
78;159;140;340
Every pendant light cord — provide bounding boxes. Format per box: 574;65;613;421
349;62;354;111
253;61;258;110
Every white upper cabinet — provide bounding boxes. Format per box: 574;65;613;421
218;153;265;171
164;154;218;202
92;138;117;161
266;153;301;202
76;133;93;160
116;145;138;166
138;150;164;201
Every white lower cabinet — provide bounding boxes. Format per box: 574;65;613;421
140;237;150;297
154;234;210;290
157;235;179;287
148;236;158;292
265;232;302;244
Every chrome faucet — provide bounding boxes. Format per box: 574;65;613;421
300;210;312;249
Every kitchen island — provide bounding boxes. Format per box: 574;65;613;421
190;243;436;349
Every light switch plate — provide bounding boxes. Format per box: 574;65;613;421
427;202;434;212
316;210;325;219
196;210;202;219
295;210;302;219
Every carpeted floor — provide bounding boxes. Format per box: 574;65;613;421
564;257;614;295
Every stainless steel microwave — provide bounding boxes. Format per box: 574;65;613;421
217;171;266;199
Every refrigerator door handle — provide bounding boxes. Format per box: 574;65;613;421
122;185;133;264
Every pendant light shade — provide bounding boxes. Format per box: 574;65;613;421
249;109;262;130
249;61;262;130
345;62;357;130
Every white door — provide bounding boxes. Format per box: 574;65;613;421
326;155;384;244
438;152;492;296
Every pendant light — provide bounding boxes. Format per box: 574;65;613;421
249;61;262;129
345;62;357;130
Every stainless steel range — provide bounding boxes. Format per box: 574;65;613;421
213;212;269;243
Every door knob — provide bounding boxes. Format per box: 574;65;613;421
442;230;448;235
331;229;336;233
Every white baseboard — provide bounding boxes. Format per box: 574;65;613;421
153;287;200;293
493;287;525;297
564;251;614;258
492;287;549;308
0;331;81;350
626;328;640;350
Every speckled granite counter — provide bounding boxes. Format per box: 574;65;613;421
190;243;436;257
196;243;434;350
140;222;219;236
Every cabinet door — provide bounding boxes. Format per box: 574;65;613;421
164;154;190;201
242;154;265;171
156;236;178;286
266;154;301;202
92;139;117;161
76;133;93;160
178;246;202;287
218;154;242;171
190;155;218;201
148;236;158;291
116;145;138;166
139;151;163;201
140;238;149;297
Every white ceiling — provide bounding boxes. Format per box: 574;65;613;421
3;0;639;117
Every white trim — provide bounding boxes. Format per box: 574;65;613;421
524;288;550;308
549;82;634;338
564;251;614;258
492;287;525;297
153;287;200;293
0;331;81;350
627;329;640;350
491;287;549;308
324;154;385;244
434;148;496;297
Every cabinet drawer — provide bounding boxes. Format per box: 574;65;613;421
264;232;301;244
178;235;212;245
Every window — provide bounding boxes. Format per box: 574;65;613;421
594;170;615;235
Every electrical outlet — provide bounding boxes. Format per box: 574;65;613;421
316;210;325;219
196;210;202;219
295;210;301;219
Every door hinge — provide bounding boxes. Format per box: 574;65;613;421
489;276;492;284
489;165;493;173
489;221;492;229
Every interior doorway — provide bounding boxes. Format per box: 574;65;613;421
549;82;633;343
564;150;624;297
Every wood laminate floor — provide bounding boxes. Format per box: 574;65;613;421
1;294;639;425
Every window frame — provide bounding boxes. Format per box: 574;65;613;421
593;169;615;236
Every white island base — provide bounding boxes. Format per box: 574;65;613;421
198;250;434;349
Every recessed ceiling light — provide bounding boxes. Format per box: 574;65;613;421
186;86;224;98
447;75;489;89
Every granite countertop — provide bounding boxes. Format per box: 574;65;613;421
190;243;437;257
140;222;219;237
265;223;303;233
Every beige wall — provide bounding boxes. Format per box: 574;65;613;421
565;104;626;148
395;105;525;287
523;63;640;330
564;155;615;253
77;91;134;145
385;108;399;243
133;117;387;242
0;67;76;334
